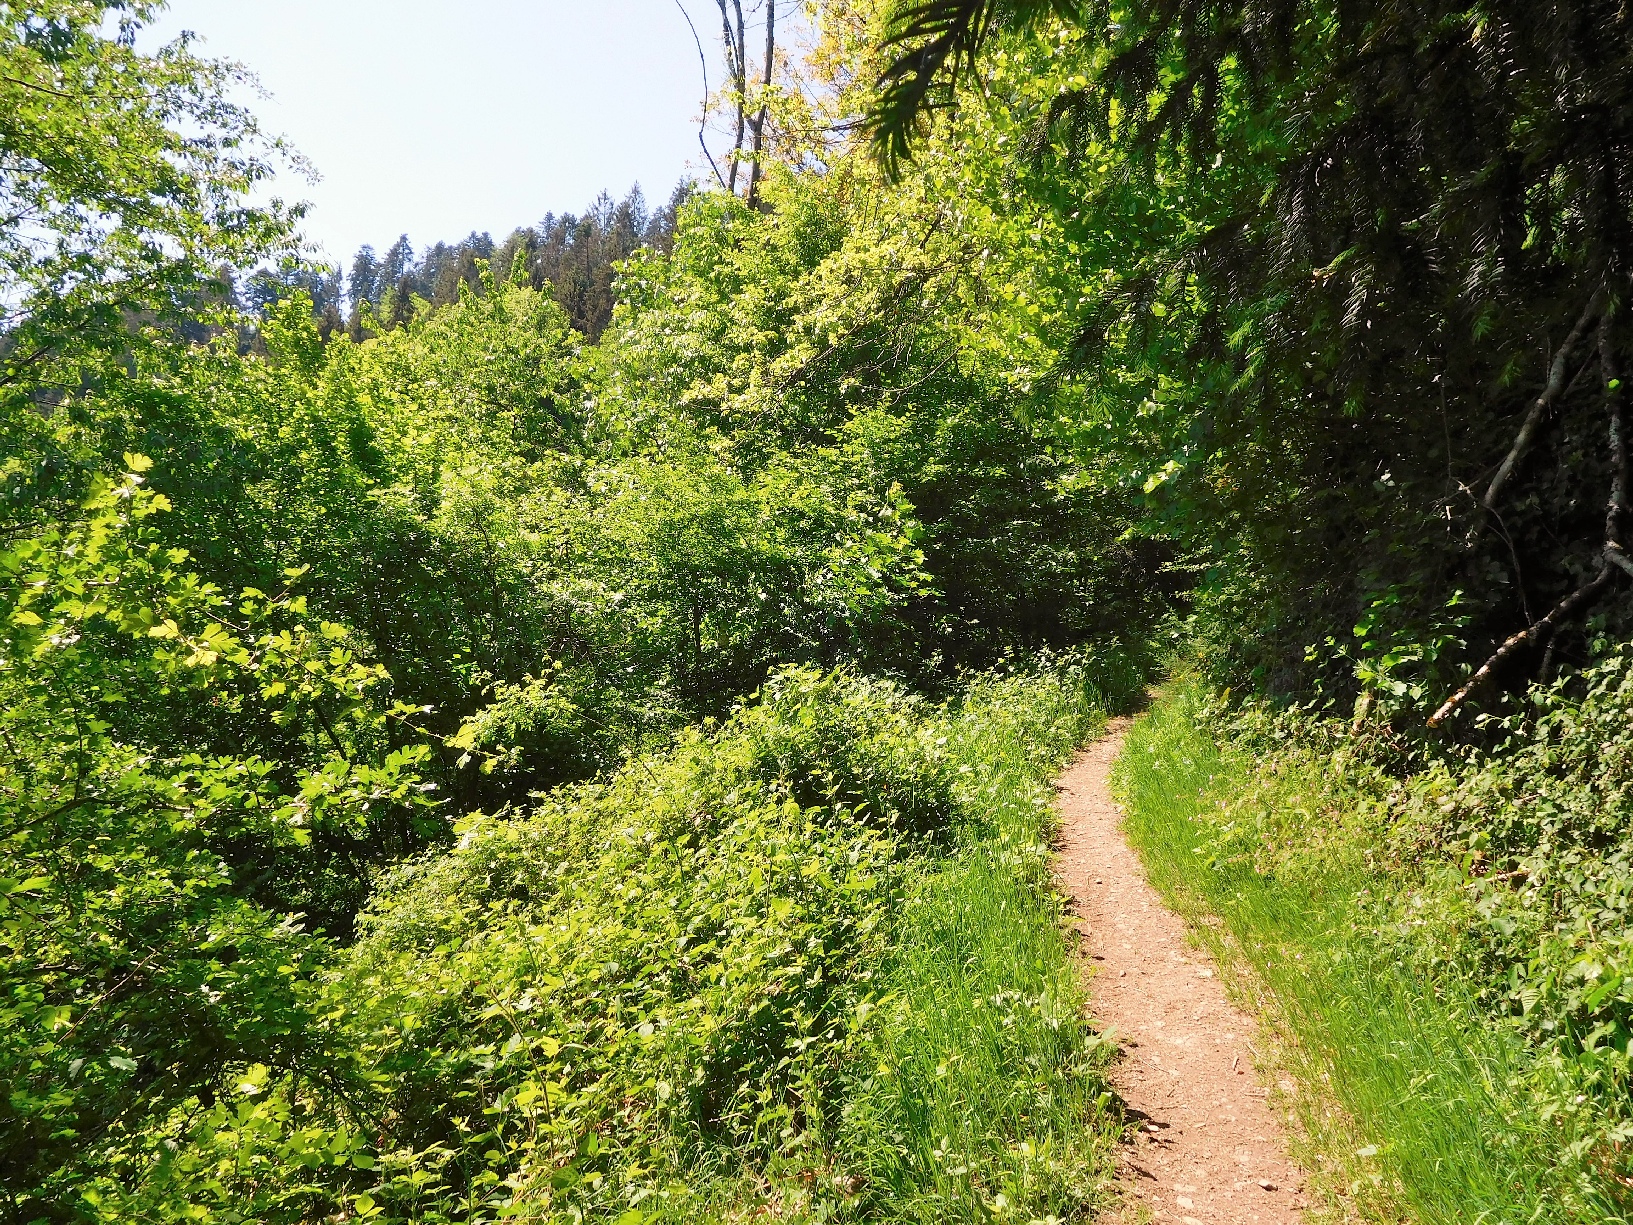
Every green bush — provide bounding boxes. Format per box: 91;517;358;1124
65;660;1118;1224
0;459;436;1221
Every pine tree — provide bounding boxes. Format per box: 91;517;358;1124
376;235;416;301
348;244;379;310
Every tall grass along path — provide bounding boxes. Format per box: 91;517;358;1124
1055;722;1307;1224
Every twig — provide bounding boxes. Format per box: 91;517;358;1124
2;73;75;100
1484;503;1534;624
672;1;728;192
0;342;58;387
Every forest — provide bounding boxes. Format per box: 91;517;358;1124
4;1;1633;1222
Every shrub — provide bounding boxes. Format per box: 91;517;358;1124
88;660;1117;1224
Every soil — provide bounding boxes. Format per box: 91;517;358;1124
1056;722;1309;1225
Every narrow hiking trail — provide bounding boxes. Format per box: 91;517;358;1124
1057;723;1309;1225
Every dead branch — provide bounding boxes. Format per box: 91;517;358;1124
1433;303;1631;727
1428;562;1613;727
1483;287;1605;511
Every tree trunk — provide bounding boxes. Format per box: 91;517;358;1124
747;0;776;208
716;1;747;194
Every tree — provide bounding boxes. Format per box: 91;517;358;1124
0;455;434;1218
494;186;677;338
347;243;380;307
0;0;300;366
374;234;416;302
866;0;1633;721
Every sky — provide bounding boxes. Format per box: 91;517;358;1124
144;1;733;266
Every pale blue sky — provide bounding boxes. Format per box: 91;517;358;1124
146;1;739;265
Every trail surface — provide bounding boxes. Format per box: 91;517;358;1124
1056;724;1308;1225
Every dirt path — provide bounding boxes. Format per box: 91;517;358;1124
1057;723;1308;1225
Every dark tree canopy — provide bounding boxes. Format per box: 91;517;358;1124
872;0;1633;718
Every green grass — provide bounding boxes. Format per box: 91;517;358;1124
836;669;1120;1223
1112;687;1621;1225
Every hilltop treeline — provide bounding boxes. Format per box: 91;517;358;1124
243;184;686;340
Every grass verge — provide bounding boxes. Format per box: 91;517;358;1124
838;668;1119;1222
1113;686;1619;1225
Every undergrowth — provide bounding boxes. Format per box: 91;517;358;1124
1115;678;1633;1223
88;657;1121;1224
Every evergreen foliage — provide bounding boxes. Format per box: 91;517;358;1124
244;187;680;343
873;0;1633;719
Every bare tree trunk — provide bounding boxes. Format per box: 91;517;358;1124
715;0;747;194
747;0;776;208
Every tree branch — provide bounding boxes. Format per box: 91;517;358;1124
2;73;75;100
1483;288;1605;511
673;0;729;192
1428;562;1614;727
